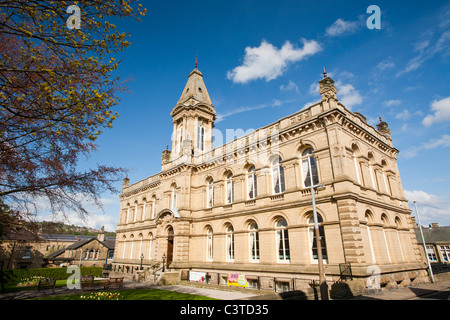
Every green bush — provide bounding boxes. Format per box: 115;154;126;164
2;266;102;284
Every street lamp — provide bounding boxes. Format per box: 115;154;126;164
307;153;329;300
162;253;166;273
140;253;144;270
413;201;435;283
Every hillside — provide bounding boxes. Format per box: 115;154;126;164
37;221;116;237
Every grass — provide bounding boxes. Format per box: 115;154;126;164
33;288;218;300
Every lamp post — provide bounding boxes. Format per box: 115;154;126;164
162;253;166;273
140;253;144;270
413;201;435;283
307;153;329;300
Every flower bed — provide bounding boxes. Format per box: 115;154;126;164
80;291;122;300
16;276;41;287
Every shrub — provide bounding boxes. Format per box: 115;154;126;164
2;266;103;283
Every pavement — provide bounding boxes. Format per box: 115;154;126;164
0;279;448;300
346;279;450;300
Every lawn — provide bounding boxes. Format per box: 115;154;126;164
33;288;217;300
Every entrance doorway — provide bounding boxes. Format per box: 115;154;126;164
166;227;174;267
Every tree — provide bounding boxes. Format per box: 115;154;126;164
0;1;146;221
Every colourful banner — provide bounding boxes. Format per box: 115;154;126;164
227;274;247;287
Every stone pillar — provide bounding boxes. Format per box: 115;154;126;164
337;198;365;264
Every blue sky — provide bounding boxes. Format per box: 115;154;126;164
43;0;450;231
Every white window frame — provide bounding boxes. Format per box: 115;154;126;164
249;222;260;262
302;148;319;188
226;225;234;262
272;158;285;194
275;219;290;263
206;228;213;261
247;166;257;200
197;122;205;152
225;173;234;204
207;180;214;208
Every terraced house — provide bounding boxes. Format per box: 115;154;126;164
112;66;428;291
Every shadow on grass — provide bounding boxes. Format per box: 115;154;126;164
32;288;218;300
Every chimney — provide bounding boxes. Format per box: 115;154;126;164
97;226;105;242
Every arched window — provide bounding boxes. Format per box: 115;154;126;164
206;227;213;261
249;222;260;261
302;148;319;188
272;157;285;194
151;196;156;219
148;233;153;261
308;214;327;262
352;144;362;185
197;122;205;151
381;214;392;263
226;225;234;261
225;173;234;204
247;166;258;200
129;234;135;260
138;234;144;259
276;218;290;261
207;179;214;208
142;199;147;221
365;211;376;264
381;160;391;195
368;152;377;190
177;126;183;153
171;185;177;209
126;205;130;223
121;236;127;259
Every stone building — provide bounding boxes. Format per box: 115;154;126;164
45;228;115;268
414;222;450;276
112;66;427;291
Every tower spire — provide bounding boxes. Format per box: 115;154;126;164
195;53;198;69
323;66;327;78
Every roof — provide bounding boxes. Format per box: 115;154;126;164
65;237;116;250
1;227;45;241
173;68;215;112
415;225;450;244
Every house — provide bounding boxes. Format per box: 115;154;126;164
414;222;450;275
0;226;46;269
45;227;115;268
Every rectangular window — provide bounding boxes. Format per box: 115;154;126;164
22;247;32;259
426;245;437;262
440;246;450;262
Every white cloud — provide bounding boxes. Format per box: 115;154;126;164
395;109;411;121
335;80;363;109
404;190;450;226
376;60;395;71
280;80;299;93
402;134;450;158
397;27;450;77
34;195;120;232
309;82;320;95
227;39;322;84
383;99;402;107
326;18;361;37
422;97;450;126
216;99;294;123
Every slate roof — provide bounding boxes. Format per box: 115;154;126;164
415;225;450;244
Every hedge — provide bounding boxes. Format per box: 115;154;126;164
2;266;103;283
